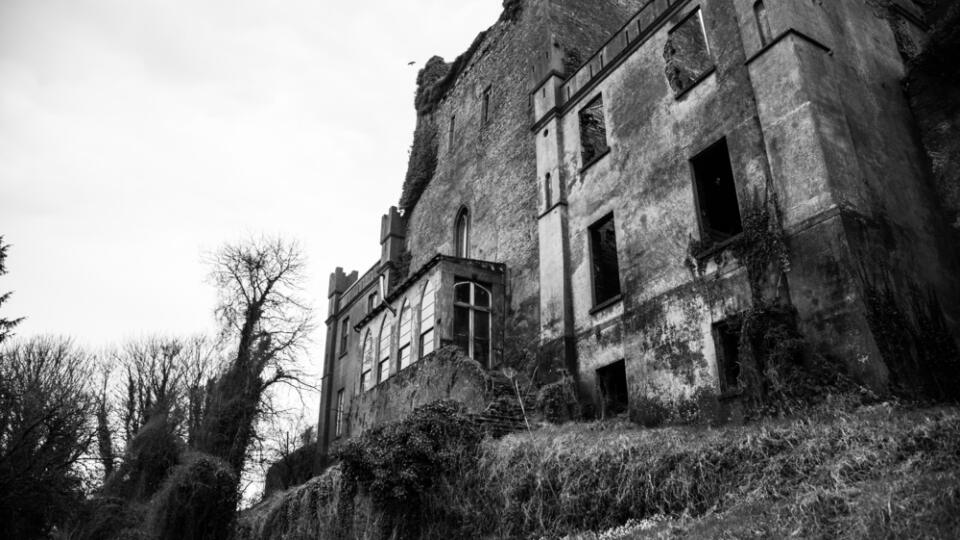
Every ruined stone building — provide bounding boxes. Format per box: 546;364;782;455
316;0;960;461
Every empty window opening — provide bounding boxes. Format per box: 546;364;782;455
544;173;553;208
449;114;456;148
335;389;345;438
481;86;492;125
597;360;628;417
579;94;609;167
754;1;773;46
455;208;470;258
453;281;492;367
378;316;393;383
360;331;373;392
339;317;349;356
398;299;413;369
692;139;743;243
589;213;622;306
713;318;742;392
664;9;714;95
419;278;436;358
367;291;379;313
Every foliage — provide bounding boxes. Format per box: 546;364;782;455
0;337;95;539
103;412;184;503
336;400;483;532
399;116;439;214
198;237;313;474
148;452;238;540
535;375;582;423
238;405;960;540
0;236;24;344
499;0;523;23
864;278;960;401
66;496;146;540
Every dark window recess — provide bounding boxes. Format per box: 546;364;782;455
339;318;349;355
481;86;492;125
589;214;622;306
449;114;456;148
664;9;714;95
713;319;742;392
754;1;773;46
597;360;628;417
692;139;743;242
578;95;609;166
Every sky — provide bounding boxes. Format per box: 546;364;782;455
0;0;504;420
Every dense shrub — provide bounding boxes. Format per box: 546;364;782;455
148;452;237;540
104;413;184;502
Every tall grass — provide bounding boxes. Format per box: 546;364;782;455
238;401;960;539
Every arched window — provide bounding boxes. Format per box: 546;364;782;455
754;1;772;46
398;299;413;369
420;278;436;359
378;316;393;383
455;208;470;258
360;331;373;392
453;281;492;367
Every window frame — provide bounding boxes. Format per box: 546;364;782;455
578;93;611;172
453;280;493;367
690;138;744;245
334;388;345;438
398;298;413;370
455;207;470;259
419;278;437;360
481;85;492;126
360;330;373;392
338;317;350;358
587;213;623;311
377;315;393;384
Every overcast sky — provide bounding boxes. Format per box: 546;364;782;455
0;0;503;415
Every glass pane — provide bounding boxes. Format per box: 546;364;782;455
475;286;490;307
454;306;470;338
379;359;390;382
474;338;489;366
474;310;490;339
421;329;434;357
399;345;411;369
455;282;471;304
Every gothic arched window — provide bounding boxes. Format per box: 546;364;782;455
419;278;436;359
378;315;393;383
398;299;413;369
453;281;491;366
455;208;470;258
360;330;373;392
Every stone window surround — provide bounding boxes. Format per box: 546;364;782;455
352;255;507;394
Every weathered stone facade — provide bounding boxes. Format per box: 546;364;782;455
318;0;960;462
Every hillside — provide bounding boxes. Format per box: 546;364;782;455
238;399;960;539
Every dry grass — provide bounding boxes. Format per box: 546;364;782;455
237;399;960;539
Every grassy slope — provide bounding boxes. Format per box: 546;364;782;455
239;400;960;539
506;402;960;540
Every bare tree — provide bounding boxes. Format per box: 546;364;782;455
197;237;313;475
0;236;24;345
94;335;221;474
0;337;96;539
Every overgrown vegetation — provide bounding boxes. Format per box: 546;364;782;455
239;402;960;539
863;277;960;402
336;400;484;537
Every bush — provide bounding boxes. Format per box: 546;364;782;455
148;452;238;540
104;413;184;502
336;400;483;535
